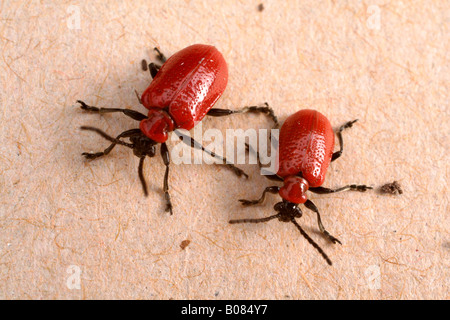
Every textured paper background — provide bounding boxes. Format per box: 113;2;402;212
0;1;448;299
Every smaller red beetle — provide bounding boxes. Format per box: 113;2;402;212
78;44;275;214
229;109;372;265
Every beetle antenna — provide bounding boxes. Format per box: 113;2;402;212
80;126;134;149
290;218;333;266
138;156;148;196
229;213;281;224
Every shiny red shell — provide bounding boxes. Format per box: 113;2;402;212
277;109;335;188
141;44;228;131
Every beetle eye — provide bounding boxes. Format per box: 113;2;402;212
274;202;284;212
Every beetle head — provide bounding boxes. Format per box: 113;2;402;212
273;200;302;222
130;135;157;158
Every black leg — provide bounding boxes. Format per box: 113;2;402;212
175;131;248;179
309;184;372;194
149;63;161;79
244;142;284;182
244;142;263;168
239;186;280;206
80;127;140;159
207;103;279;128
78;100;147;121
332;119;358;162
261;174;283;182
160;142;173;215
229;213;281;225
290;218;333;266
154;47;167;63
148;47;166;78
304;199;341;245
138;156;148;196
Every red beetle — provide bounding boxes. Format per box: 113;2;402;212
229;109;372;265
78;44;276;214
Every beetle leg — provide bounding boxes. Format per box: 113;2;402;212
207;103;279;128
309;185;373;194
239;186;280;206
154;47;167;63
304;199;342;245
78;100;147;121
175;131;249;179
244;142;284;182
160;142;173;215
244;142;263;168
80;127;140;159
149;63;161;79
331;119;358;162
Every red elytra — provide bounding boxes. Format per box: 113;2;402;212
230;109;372;265
277;109;334;187
140;44;228;142
277;109;335;203
78;44;273;214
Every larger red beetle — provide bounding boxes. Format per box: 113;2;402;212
77;44;275;214
229;109;372;265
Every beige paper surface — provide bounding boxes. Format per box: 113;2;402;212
0;1;448;299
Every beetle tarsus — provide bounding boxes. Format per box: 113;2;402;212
78;100;97;112
77;101;147;121
332;119;359;162
241;103;279;128
341;119;358;130
154;47;167;63
239;199;258;206
82;152;104;160
352;184;372;192
165;201;173;215
324;232;342;245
